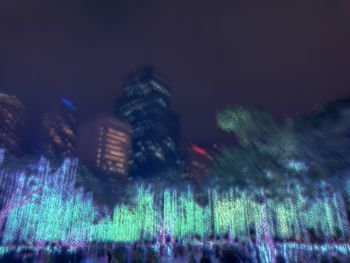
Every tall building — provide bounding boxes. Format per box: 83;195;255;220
78;116;132;177
42;97;78;158
184;143;220;181
0;92;25;154
115;66;181;177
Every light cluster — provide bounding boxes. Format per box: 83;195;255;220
0;155;349;244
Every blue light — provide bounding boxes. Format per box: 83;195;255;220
61;97;77;111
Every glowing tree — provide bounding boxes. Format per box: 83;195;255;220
217;106;298;161
0;154;48;237
128;168;188;243
211;147;290;262
214;106;318;263
295;98;350;186
294;98;350;237
0;149;348;247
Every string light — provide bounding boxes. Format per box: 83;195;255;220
0;156;349;246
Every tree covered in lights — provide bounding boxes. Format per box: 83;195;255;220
218;100;350;193
214;106;319;262
217;106;297;161
0;151;49;236
216;106;332;194
294;97;350;192
0;148;349;245
211;147;288;201
215;106;312;193
75;165;130;209
294;98;350;236
214;102;350;244
126;168;203;206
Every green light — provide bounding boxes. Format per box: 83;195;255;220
1;156;350;244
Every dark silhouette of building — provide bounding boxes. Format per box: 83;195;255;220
42;97;78;158
115;66;181;177
183;143;220;181
78;115;132;177
0;92;25;155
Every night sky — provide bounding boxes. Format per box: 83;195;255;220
1;0;350;144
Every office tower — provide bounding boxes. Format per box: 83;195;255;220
43;97;78;158
115;66;181;177
184;143;219;181
78;115;132;177
0;92;25;154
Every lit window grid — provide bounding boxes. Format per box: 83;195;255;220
105;132;128;143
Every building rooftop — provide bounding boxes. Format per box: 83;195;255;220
0;92;24;109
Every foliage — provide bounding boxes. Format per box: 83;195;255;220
210;146;297;203
294;97;350;191
217;106;297;161
214;106;323;202
214;98;350;201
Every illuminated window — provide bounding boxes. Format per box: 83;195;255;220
109;150;125;157
107;128;126;138
105;144;123;151
106;132;127;143
53;136;62;144
104;153;123;162
62;125;73;135
150;80;170;96
106;137;124;146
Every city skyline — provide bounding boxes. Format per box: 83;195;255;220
1;1;350;144
1;1;350;260
2;63;350;147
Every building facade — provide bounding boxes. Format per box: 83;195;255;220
115;66;181;177
78;116;132;177
42;97;78;158
183;143;220;181
0;92;25;154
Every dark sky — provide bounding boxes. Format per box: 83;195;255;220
1;0;350;144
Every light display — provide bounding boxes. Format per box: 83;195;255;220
0;154;349;245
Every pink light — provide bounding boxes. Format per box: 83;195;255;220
192;145;209;156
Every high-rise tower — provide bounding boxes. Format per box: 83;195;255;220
78;115;132;177
42;97;78;158
0;92;25;154
115;66;181;177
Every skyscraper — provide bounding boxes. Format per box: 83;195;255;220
42;97;78;158
78;115;132;177
183;143;220;181
115;66;181;177
0;92;25;155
